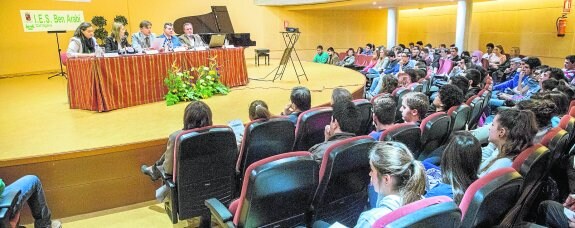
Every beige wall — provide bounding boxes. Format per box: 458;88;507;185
397;0;569;67
0;0;387;76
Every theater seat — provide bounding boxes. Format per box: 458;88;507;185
460;167;523;227
540;127;570;201
372;196;461;228
353;99;374;135
447;104;471;133
501;144;551;226
466;96;484;130
311;136;375;226
559;115;575;148
294;107;333;151
160;126;238;225
0;190;20;228
369;93;390;104
418;112;451;160
235;117;295;194
206;152;319;228
380;123;422;155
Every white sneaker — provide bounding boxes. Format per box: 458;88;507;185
51;220;62;228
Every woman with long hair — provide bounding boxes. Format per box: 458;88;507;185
66;22;99;58
488;45;507;70
141;101;213;180
440;132;482;204
105;22;131;53
479;109;538;176
355;141;426;227
248;100;272;120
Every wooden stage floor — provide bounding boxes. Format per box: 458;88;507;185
0;59;365;222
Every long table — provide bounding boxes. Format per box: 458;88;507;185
67;48;248;112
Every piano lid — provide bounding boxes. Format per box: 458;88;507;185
173;6;255;47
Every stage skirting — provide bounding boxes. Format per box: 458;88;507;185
67;48;248;112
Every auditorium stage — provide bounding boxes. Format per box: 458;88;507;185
0;59;366;222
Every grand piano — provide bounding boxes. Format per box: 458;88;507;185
173;6;256;47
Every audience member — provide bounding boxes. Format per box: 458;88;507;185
449;47;460;62
538;195;575;228
432;84;464;113
338;48;356;67
309;100;359;161
564;55;575;82
369;95;396;140
465;69;482;99
0;176;61;228
362;43;374;55
67;22;99;58
471;50;483;67
516;99;557;143
313;45;329;64
361;50;380;74
282;86;312;125
141;101;213;179
355;141;426;227
104;22;130;53
331;87;352;105
450;76;470;96
326;47;340;65
248;100;272;120
131;20;156;52
367;74;398;99
488;45;507;70
400;92;429;125
482;43;495;59
479;109;538;177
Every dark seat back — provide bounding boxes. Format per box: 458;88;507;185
294;108;333;151
353;99;374;135
460;167;523;227
394;88;410;123
467;96;484;130
559;115;575;149
419;112;451;160
380;123;422;156
165;126;238;223
236;118;295;182
235;152;319;227
312;136;375;226
0;190;21;228
447;104;471;132
375;196;461;228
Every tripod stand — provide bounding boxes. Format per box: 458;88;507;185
265;32;308;83
48;30;67;79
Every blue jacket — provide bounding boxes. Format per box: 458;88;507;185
493;71;525;91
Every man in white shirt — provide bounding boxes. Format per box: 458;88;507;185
482;43;494;59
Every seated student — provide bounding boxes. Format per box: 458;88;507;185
355;141;426;228
366;50;389;77
362;43;374;55
178;23;207;50
449;75;470;96
338;48;356;67
431;84;464;113
491;57;542;107
400;92;429;126
369;95;397;140
326;47;340;65
366;74;398;99
281;86;311;125
157;23;182;52
488;45;507;70
313;45;329;64
538;195;575;228
361;50;380;74
131;20;156;52
141;101;212;179
541;67;568;84
464;69;483;100
248;100;272;120
66;22;99;58
105;22;131;53
331;87;352;105
425;132;481;204
516;99;557;144
479;109;538;177
309;100;360;161
1;176;61;228
447;57;469;79
492;58;523;91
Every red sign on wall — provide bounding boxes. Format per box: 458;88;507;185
565;0;572;13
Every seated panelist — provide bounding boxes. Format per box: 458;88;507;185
157;23;182;52
104;22;131;53
131;20;156;52
179;23;207;50
66;22;99;58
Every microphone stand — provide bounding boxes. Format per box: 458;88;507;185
48;30;67;79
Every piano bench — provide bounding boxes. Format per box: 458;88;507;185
255;49;270;66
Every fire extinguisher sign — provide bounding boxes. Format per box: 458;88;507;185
565;0;572;13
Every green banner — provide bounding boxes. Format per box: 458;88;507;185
20;10;85;32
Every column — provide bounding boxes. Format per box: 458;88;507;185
455;0;472;54
387;7;398;48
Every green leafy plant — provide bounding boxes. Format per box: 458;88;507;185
113;15;129;37
91;16;108;45
163;57;229;106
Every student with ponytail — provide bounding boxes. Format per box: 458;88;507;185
479;109;538;177
355;141;426;228
248;100;272;120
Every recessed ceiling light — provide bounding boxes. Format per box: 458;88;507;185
378;6;382;9
372;1;377;5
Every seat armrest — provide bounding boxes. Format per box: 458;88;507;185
0;190;20;208
205;198;234;226
157;165;173;182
